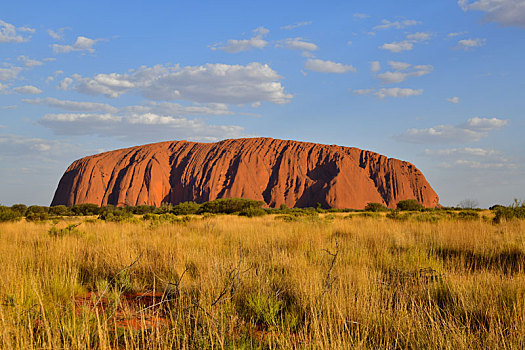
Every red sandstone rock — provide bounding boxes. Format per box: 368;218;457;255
51;138;439;209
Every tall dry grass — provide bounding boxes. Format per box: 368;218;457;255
0;214;524;349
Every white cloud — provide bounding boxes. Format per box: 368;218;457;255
0;65;23;81
353;88;375;95
276;37;318;51
425;147;515;169
447;96;460;103
39;112;245;142
370;61;381;72
47;27;67;40
456;38;486;50
452;159;514;169
305;58;356;73
376;61;433;84
301;51;316;58
17;55;43;68
458;0;525;27
387;61;412;71
23;97;119;113
354;13;370;19
281;21;312;30
0;19;34;43
380;31;431;52
464;116;508;130
58;77;74;90
0;134;75;158
210;27;269;53
380;41;414;52
398;117;508;143
0;82;8;93
424;147;501;157
46;70;64;83
52;36;101;54
62;62;292;104
353;88;423;98
406;32;431;41
13;85;42;94
375;87;423;98
18;26;35;33
373;19;420;30
122;101;233;116
447;31;468;37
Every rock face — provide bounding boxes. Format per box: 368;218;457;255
51;138;439;209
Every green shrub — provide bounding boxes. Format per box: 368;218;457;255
153;203;173;214
199;198;264;214
71;203;101;216
129;205;156;214
275;214;299;222
396;199;424;211
235;287;304;331
98;209;134;222
493;200;525;223
359;212;381;219
25;212;49;221
386;210;409;221
49;205;71;216
410;212;441;222
457;210;479;221
0;206;23;222
364;202;389;212
48;223;82;237
171;201;201;215
238;207;267;217
143;213;191;223
25;205;49;216
10;204;27;216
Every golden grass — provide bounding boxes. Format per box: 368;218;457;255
1;214;525;349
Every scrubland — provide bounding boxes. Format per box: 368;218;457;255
1;212;525;349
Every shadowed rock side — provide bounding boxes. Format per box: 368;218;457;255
51;138;439;209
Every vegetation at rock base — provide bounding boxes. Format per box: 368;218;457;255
0;206;524;348
396;199;424;211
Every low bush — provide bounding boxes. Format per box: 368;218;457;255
0;206;23;222
25;212;49;221
25;205;49;216
386;210;409;221
235;285;304;332
98;209;134;222
238;207;267;217
364;202;390;212
71;203;102;216
49;205;71;216
396;199;424;211
10;204;27;216
199;198;264;214
493;200;525;223
171;201;201;215
457;210;479;221
48;223;82;237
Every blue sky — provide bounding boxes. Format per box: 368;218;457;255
0;0;524;207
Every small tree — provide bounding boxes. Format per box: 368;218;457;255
49;205;71;216
458;199;479;209
0;206;22;222
396;199;423;211
172;201;201;215
364;202;389;212
199;198;264;214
